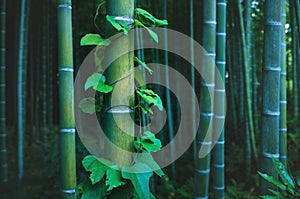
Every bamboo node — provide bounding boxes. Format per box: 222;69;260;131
61;189;76;194
112;16;134;25
58;4;72;10
195;168;210;174
60;128;76;133
261;152;279;159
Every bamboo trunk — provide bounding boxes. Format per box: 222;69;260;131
194;0;216;198
259;0;282;195
57;0;77;198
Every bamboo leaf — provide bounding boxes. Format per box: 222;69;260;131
134;19;158;43
271;157;295;189
80;33;110;46
134;56;153;74
121;163;153;199
134;8;168;26
258;171;287;191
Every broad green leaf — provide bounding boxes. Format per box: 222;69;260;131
258;171;287;191
85;73;105;91
106;166;126;191
134;56;153;74
134;19;158;43
139;104;153;114
78;181;107;199
271;157;295;189
79;97;102;114
82;155;108;185
136;88;163;111
134;131;162;152
134;153;164;177
85;73;112;93
135;8;168;26
122;163;153;199
106;15;128;35
95;83;113;93
80;33;110;46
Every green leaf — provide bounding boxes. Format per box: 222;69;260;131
260;196;278;199
271;157;295;189
82;155;108;185
136;88;163;111
135;8;168;26
106;166;126;191
78;97;102;114
85;73;112;93
85;73;105;91
296;176;300;187
134;56;153;74
95;83;113;93
122;163;153;199
134;153;164;177
258;171;287;191
106;15;129;35
134;19;158;43
78;181;107;199
134;131;162;152
139;103;153;114
80;33;110;46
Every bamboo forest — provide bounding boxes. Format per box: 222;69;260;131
1;0;300;198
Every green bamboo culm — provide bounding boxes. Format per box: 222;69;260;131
17;0;27;181
0;0;8;184
279;0;287;167
57;0;77;198
104;0;135;167
259;0;282;195
212;0;226;198
194;0;216;198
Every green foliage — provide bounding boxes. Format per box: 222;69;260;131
106;15;130;35
122;163;154;199
134;8;168;26
258;157;300;198
136;88;163;112
80;33;110;46
134;153;164;177
78;97;102;114
77;180;108;199
134;56;153;75
134;131;162;153
84;73;112;93
106;166;126;191
134;19;159;43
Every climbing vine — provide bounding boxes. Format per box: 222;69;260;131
77;6;168;199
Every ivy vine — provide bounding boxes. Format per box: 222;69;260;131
77;7;168;199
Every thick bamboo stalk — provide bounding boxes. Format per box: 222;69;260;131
212;0;226;198
279;0;287;166
194;0;216;198
57;0;77;198
104;0;135;167
259;0;282;195
0;0;8;184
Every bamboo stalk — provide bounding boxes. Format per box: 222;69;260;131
259;0;282;195
194;0;216;198
57;0;77;198
212;0;226;198
279;0;287;166
0;0;8;184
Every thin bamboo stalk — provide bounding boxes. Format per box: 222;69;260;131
279;0;287;166
0;0;8;184
212;0;226;198
259;0;282;195
57;0;77;198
